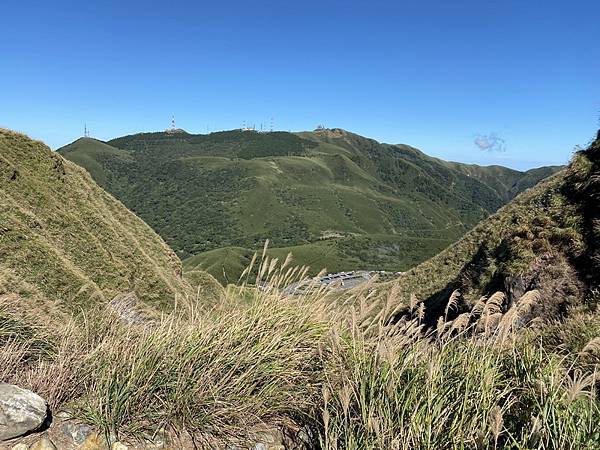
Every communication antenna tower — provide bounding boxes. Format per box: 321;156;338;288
270;117;274;132
171;115;176;131
84;123;90;137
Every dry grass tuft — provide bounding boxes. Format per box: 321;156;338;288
1;253;599;449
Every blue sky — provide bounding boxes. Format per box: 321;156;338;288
1;0;598;170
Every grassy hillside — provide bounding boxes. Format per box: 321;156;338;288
377;130;600;325
444;160;561;201
183;234;454;285
0;129;193;310
2;128;598;450
3;207;600;449
59;128;559;283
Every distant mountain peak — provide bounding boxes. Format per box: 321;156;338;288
313;127;350;137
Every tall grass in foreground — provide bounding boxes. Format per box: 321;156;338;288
2;253;600;449
74;294;330;442
320;325;600;449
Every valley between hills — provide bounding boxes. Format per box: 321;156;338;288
57;127;560;284
2;126;600;449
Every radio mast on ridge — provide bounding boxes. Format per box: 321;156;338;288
166;115;183;134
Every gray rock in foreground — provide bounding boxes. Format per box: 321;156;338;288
0;383;48;441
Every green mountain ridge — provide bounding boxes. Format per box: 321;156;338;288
58;128;561;284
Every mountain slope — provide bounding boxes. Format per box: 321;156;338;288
0;129;192;310
58;129;560;283
380;130;600;325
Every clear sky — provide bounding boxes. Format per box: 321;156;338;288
1;0;598;170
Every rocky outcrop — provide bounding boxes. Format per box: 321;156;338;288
0;383;48;441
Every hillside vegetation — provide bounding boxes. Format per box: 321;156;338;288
376;130;600;326
1;129;599;449
58;129;559;283
0;129;192;310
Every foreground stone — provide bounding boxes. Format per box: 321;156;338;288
29;437;57;450
0;383;48;441
4;416;312;449
11;444;29;450
62;422;94;445
79;433;110;450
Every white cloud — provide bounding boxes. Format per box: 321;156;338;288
474;133;506;152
